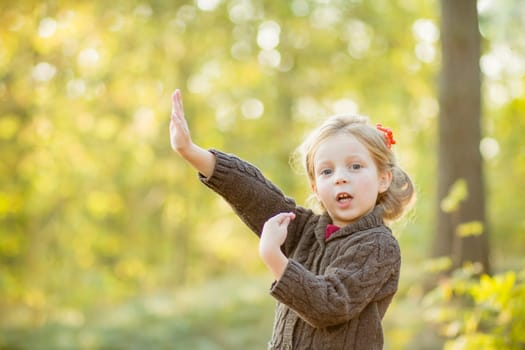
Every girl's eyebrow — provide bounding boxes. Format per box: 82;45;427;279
345;154;368;161
314;163;335;174
323;154;365;162
314;157;335;165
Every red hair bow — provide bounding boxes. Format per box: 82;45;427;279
376;123;396;149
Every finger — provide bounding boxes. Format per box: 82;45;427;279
280;217;291;227
171;90;180;117
276;212;295;225
171;115;188;136
281;212;296;227
171;92;187;130
173;89;184;118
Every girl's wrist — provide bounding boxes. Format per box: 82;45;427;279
260;248;288;280
176;142;197;159
177;144;215;178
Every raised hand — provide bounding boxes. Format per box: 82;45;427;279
169;89;215;178
170;89;192;154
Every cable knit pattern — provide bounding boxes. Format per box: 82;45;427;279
200;150;401;350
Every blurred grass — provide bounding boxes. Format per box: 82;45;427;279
0;265;448;350
2;259;524;349
0;275;276;349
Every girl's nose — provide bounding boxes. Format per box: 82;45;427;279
334;171;348;184
335;177;348;184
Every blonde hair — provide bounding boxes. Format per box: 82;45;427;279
294;114;415;222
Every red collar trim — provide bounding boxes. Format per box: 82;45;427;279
325;224;340;240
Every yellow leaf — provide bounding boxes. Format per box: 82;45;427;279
423;256;453;273
456;221;484;237
441;179;468;213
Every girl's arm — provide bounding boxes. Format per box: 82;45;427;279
199;150;301;239
271;230;400;328
170;89;215;178
170;89;310;253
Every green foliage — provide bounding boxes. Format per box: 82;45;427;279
0;0;436;313
0;0;524;349
423;266;525;350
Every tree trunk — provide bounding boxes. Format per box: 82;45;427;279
434;0;490;273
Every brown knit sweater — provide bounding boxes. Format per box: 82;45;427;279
199;150;401;350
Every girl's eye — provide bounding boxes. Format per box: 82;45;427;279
350;163;362;170
320;169;332;175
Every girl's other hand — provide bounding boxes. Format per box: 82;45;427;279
260;212;295;255
259;212;295;280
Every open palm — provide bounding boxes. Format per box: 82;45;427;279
169;89;192;153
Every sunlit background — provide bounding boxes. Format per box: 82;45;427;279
1;0;524;349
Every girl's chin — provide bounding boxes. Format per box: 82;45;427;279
328;209;371;226
329;215;359;227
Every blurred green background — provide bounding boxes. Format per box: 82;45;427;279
1;0;524;349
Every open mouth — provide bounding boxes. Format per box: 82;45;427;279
336;193;353;202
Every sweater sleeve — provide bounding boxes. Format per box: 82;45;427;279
269;231;400;328
199;149;300;237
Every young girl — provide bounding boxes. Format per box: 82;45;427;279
170;89;415;349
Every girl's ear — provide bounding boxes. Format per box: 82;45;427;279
310;181;318;196
379;171;393;193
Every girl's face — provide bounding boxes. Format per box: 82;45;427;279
311;133;391;227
